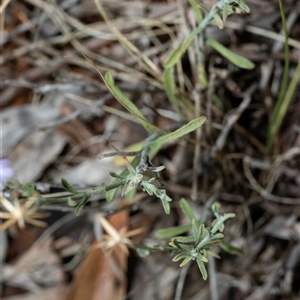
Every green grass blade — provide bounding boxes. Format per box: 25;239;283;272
267;59;300;147
149;116;206;148
267;0;291;147
206;38;255;70
104;72;158;133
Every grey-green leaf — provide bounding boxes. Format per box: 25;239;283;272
149;116;206;148
61;178;79;194
234;0;250;13
196;257;208;280
67;198;77;207
163;67;182;118
206;38;255;70
188;0;203;23
180;198;195;221
156;224;192;238
106;156;140;201
104;72;158;133
161;195;171;214
75;195;90;216
220;241;243;255
164;28;200;68
135;246;151;257
172;236;196;243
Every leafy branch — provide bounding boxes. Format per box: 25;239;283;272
164;0;251;69
133;200;236;280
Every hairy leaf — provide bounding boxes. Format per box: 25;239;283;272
180;198;195;222
104;72;158;133
206;38;255;69
149;116;206;148
61;178;79;195
163;67;182;118
156;224;192;238
196;257;208;280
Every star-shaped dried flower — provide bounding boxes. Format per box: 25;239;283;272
0;191;49;230
96;214;143;256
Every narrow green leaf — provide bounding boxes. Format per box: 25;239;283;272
217;223;225;233
170;239;183;250
61;178;79;194
169;241;179;249
153;188;172;214
234;0;250;13
198;224;207;240
267;0;295;148
106;143;163;202
213;13;224;29
211;213;235;235
195;232;210;250
106;190;115;202
220;241;243;255
198;63;209;88
206;38;255;69
172;236;195;243
135;246;152;257
173;253;188;262
149;116;206;148
125;185;138;200
156;224;192;238
160;194;171;214
104;72;158;133
207;249;221;259
164;27;201;68
67;198;77;207
212;202;221;214
125;160;137;176
141;181;155;195
223;213;236;220
179;257;192;267
196;257;208;280
192;219;200;241
180;198;195;222
205;240;222;247
110;172;123;179
75;195;90;216
222;4;235;22
163;67;182;118
194;222;203;244
156;217;206;238
198;254;208;263
188;0;203;24
210;233;224;240
106;156;139;201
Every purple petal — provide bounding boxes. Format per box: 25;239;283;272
0;159;14;189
